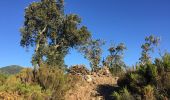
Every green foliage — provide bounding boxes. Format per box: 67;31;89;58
10;0;170;99
128;73;144;93
145;64;158;84
34;64;70;100
139;35;160;64
78;39;104;71
162;53;170;71
112;92;121;100
0;74;8;85
109;65;125;76
17;68;35;84
0;64;72;99
117;53;170;99
118;72;144;94
105;43;126;75
20;0;91;67
143;85;155;100
0;75;49;100
112;87;134;100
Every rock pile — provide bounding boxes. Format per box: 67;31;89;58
65;65;118;100
68;65;113;83
68;65;90;75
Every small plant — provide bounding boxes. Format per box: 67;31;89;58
112;92;121;100
0;73;8;85
112;87;134;100
35;64;70;100
144;64;158;85
143;85;155;100
162;53;170;71
0;75;49;100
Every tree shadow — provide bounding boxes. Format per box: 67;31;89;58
97;84;120;100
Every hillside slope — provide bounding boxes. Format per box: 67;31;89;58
0;65;24;75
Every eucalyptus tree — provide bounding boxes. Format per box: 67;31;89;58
78;39;105;72
139;35;160;65
20;0;91;67
106;43;126;75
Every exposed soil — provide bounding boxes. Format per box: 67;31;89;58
65;74;118;100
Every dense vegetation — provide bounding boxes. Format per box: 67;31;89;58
112;36;170;100
0;0;169;100
113;53;170;100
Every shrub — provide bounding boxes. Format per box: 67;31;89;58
0;64;71;100
0;74;8;85
109;65;125;77
112;92;121;100
161;72;170;97
117;72;145;94
162;53;170;71
16;68;34;84
128;73;144;93
0;75;49;100
36;64;70;100
112;87;134;100
117;63;166;99
143;85;155;100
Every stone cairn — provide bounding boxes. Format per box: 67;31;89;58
68;65;90;76
68;65;113;83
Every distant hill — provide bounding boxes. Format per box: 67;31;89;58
0;65;24;75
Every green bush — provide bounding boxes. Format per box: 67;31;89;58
0;73;8;85
162;53;170;71
112;87;134;100
0;75;50;100
116;54;170;100
143;85;155;100
16;68;34;84
35;64;70;100
109;65;125;77
145;64;158;85
0;64;72;100
117;72;145;94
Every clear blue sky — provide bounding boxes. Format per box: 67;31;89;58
0;0;170;68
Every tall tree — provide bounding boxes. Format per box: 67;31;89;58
139;35;160;65
78;39;104;72
20;0;91;67
106;43;126;75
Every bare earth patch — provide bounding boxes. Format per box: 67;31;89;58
65;73;118;100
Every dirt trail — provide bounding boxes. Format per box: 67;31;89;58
65;74;118;100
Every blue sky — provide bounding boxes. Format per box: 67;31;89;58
0;0;170;68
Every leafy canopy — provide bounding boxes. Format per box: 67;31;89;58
106;43;126;75
20;0;91;67
139;35;160;64
77;39;104;71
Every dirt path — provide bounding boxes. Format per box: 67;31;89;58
65;75;118;100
